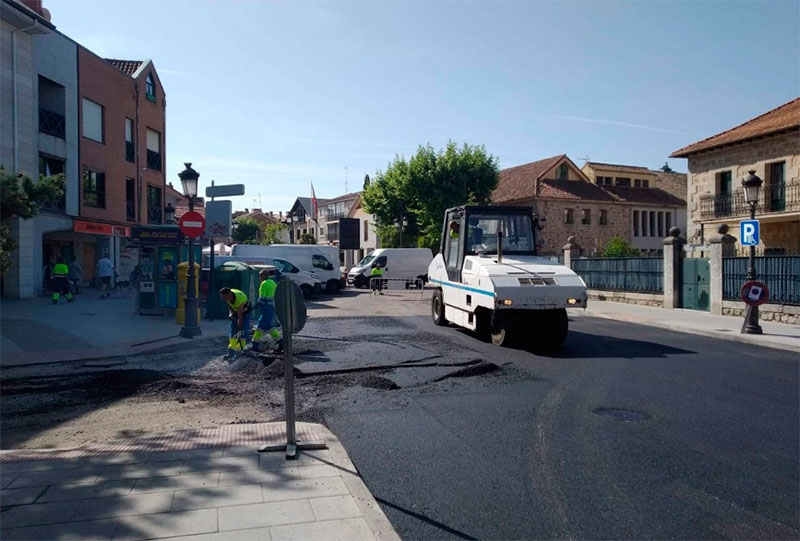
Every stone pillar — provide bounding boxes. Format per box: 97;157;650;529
663;227;686;309
709;224;737;315
563;236;581;268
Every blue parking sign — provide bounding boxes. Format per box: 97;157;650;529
740;220;760;246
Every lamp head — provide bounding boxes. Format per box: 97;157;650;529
741;170;762;204
178;162;199;198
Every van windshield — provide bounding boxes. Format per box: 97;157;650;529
357;255;375;267
465;213;536;256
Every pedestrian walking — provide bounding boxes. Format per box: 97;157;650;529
96;252;114;298
219;287;252;359
68;256;83;294
252;269;283;354
370;264;384;295
51;258;74;304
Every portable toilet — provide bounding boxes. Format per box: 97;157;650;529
212;261;259;319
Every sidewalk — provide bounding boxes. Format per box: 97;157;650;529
572;301;800;353
0;422;399;541
0;293;230;368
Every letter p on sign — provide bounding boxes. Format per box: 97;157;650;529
740;220;759;246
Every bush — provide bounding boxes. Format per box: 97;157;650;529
602;237;640;257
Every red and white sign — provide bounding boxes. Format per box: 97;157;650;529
741;281;769;306
73;220;130;237
179;211;206;238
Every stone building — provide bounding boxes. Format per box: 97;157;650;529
670;97;799;253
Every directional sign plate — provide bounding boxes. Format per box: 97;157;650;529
741;280;769;306
206;184;245;198
740;220;760;246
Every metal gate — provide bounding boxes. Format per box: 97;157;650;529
681;258;710;311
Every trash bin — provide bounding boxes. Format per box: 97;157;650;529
212;261;259;319
175;262;201;325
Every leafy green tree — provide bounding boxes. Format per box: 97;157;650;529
1;167;65;275
602;236;641;257
262;222;287;245
363;174;370;190
362;141;498;251
660;162;675;173
232;217;262;244
299;233;316;244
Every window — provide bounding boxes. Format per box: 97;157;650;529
599;209;608;226
38;76;66;139
666;212;672;232
633;211;640;237
649;211;656;237
564;208;574;224
82;98;103;142
768;162;786;212
596;176;612;186
615;177;631;187
581;209;591;225
321;227;326;237
146;128;161;171
718;171;732;194
363;220;369;241
40;155;65;211
126;178;136;221
145;73;156;102
312;254;333;271
125;118;135;162
556;163;569;180
634;178;650;188
83;169;105;208
147;185;162;224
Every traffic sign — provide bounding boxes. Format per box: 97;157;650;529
205;184;245;198
275;278;307;333
179;211;206;238
740;220;760;246
740;281;769;306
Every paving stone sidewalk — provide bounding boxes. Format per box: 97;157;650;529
0;423;399;541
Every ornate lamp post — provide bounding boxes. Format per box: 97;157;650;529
741;170;763;335
178;162;202;338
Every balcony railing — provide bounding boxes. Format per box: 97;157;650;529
325;212;347;221
147;205;162;224
146;150;162;171
698;180;800;220
126;200;136;221
39;108;65;139
126;141;135;162
41;193;66;213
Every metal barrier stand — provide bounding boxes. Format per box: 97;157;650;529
369;277;425;299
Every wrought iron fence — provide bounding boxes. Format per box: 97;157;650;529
571;257;663;293
146;150;162;171
126;200;136;221
699;181;800;220
723;256;800;305
147;205;162;224
39;108;65;139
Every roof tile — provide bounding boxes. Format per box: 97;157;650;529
103;59;143;77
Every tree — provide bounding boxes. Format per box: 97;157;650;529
362;141;499;251
262;222;287;245
363;174;370;190
1;167;65;275
660;162;675;173
602;236;641;257
232;217;262;244
299;233;316;244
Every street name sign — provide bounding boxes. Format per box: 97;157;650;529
179;211;206;238
205;184;245;198
740;220;760;246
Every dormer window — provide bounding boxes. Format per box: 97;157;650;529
145;73;156;102
556;163;569;180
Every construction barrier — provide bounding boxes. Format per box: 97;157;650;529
369;277;425;299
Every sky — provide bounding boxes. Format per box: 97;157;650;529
45;0;799;212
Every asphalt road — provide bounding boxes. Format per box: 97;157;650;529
322;314;799;540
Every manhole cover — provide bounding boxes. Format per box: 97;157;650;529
593;407;650;422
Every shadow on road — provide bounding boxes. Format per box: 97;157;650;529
530;330;696;359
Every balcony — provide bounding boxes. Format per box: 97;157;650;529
41;193;66;213
39;108;65;139
126;141;135;163
146;150;162;171
325;212;347;221
698;180;800;220
126;200;136;221
147;205;162;225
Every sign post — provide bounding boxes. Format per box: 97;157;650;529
204;182;242;320
259;278;324;459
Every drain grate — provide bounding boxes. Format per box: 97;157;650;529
593;407;650;422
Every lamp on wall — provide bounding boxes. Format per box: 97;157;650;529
164;202;176;225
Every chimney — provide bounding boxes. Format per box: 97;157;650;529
19;0;46;17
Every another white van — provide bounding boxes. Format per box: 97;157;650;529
210;254;322;298
269;245;346;293
347;248;433;289
230;245;343;293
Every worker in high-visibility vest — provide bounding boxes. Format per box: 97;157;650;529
252;268;283;354
219;287;251;358
51;258;74;304
370;264;384;295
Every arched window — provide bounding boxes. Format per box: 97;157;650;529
145;73;156;102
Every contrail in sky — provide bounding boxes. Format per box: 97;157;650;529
534;114;695;136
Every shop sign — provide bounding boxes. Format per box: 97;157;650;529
73;220;130;237
131;227;185;244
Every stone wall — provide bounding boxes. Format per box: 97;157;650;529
588;289;663;307
721;301;799;325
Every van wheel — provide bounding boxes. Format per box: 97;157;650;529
326;281;340;294
300;285;312;298
491;316;515;347
354;276;367;289
543;309;568;347
432;290;447;326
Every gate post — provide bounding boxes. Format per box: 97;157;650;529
563;236;581;268
663;227;686;309
709;224;737;315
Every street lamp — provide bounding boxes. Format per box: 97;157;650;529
741;170;763;335
164;202;175;224
178;162;202;338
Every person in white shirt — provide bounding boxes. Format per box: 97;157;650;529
96;253;114;299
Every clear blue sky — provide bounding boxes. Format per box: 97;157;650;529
47;0;799;212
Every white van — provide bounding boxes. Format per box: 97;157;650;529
230;245;343;293
210;254;322;298
347;248;433;289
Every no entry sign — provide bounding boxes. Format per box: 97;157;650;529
179;211;205;238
